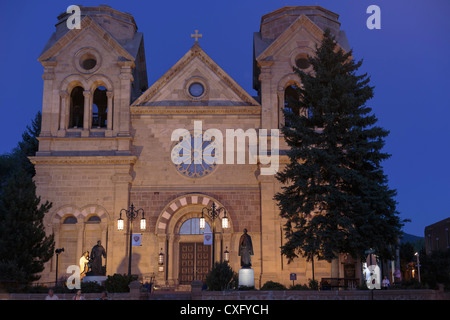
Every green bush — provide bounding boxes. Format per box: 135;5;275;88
308;279;319;290
289;284;309;290
392;278;428;290
81;281;105;293
26;285;51;293
205;262;238;291
261;281;287;290
105;274;138;293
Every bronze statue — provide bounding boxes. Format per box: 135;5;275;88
238;229;253;268
90;240;106;276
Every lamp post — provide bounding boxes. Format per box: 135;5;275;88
118;203;146;276
55;248;64;286
414;252;421;283
200;202;229;266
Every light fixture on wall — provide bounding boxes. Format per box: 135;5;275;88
222;211;229;229
199;215;206;230
158;248;165;272
224;246;229;263
140;213;146;231
158;248;164;265
117;217;124;231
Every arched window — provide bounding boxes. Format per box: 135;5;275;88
92;86;108;128
63;216;78;224
284;85;300;127
69;86;84;128
179;218;211;235
87;215;101;223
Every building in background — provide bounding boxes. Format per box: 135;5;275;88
425;217;450;255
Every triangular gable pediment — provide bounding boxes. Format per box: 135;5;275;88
38;15;134;63
256;14;347;62
132;43;259;108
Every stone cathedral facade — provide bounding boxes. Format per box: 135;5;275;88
32;5;361;288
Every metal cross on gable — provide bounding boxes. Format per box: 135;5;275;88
191;29;202;42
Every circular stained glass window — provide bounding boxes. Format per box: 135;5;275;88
172;130;218;178
188;82;205;98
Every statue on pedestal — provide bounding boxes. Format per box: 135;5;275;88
238;229;253;268
90;240;106;276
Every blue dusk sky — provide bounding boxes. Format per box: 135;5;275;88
0;0;448;237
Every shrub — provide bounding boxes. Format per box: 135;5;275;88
26;285;51;293
81;281;104;293
392;278;428;290
205;262;238;291
261;281;287;290
308;279;319;290
289;284;309;290
105;274;137;293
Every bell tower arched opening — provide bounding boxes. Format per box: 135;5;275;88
69;86;84;128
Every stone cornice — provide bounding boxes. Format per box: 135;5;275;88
37;136;133;142
130;106;261;115
29;156;137;166
131;185;260;192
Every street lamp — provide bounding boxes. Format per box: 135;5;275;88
118;203;145;276
415;252;421;283
200;202;229;266
55;248;64;286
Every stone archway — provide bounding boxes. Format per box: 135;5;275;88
155;194;233;286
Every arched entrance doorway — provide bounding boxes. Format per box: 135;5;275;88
178;218;211;284
155;194;233;286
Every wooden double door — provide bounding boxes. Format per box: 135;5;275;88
179;243;211;284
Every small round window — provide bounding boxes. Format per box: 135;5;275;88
74;48;101;74
295;57;311;70
188;82;205;98
80;53;97;71
82;58;97;70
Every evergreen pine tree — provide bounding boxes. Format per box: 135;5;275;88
0;111;54;287
0;169;54;286
14;111;42;177
274;29;406;267
0;111;41;189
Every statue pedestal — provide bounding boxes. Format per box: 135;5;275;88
238;268;255;288
83;275;107;285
